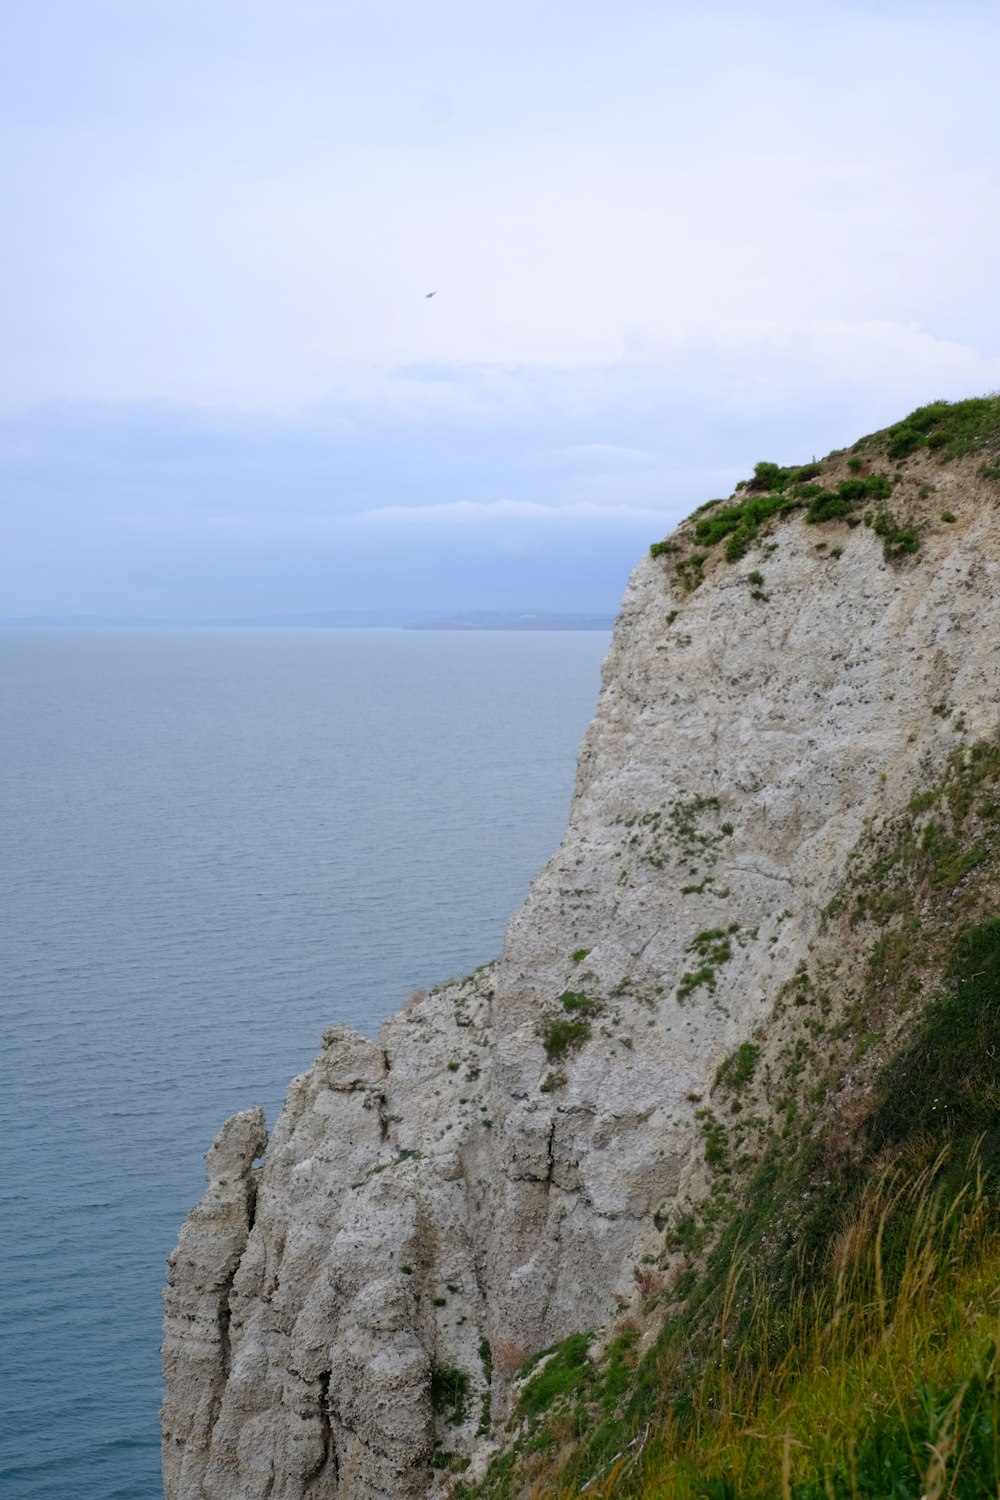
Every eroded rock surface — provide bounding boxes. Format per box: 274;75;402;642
163;462;1000;1498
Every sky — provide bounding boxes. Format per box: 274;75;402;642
2;0;999;617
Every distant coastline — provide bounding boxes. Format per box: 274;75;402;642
0;608;615;632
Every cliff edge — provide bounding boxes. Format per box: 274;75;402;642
163;400;1000;1500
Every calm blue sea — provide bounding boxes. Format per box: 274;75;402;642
0;627;608;1500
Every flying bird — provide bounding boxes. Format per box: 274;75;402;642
425;291;437;298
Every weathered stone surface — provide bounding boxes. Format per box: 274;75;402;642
163;461;1000;1498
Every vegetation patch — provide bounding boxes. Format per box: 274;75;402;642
430;1363;471;1427
690;490;802;561
864;394;1000;462
517;1333;594;1419
713;1042;760;1095
677;926;738;1002
872;509;920;558
540;1016;590;1060
459;732;1000;1500
675;552;708;589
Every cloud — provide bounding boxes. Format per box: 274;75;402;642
351;498;675;527
1;4;998;410
4;311;1000;615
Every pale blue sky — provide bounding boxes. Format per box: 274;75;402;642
3;0;999;615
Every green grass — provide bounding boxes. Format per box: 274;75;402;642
650;397;1000;570
862;395;1000;463
541;1016;591;1060
713;1043;760;1095
577;1154;1000;1500
460;733;1000;1500
517;1334;594;1419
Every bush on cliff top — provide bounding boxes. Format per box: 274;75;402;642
649;396;1000;570
866;394;1000;463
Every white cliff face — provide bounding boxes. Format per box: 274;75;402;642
163;457;1000;1500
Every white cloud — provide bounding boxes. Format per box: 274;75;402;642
1;4;998;411
352;498;676;527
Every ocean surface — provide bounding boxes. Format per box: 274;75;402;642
0;627;609;1500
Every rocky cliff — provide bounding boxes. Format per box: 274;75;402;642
163;402;1000;1500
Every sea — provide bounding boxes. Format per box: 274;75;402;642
0;626;609;1500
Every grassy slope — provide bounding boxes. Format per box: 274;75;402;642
450;400;1000;1500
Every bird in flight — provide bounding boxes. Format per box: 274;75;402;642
425;291;437;298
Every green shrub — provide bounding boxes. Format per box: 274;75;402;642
873;511;920;557
806;490;854;523
541;1016;590;1059
863;472;892;499
693;493;801;560
888;425;922;459
676;553;709;589
559;989;599;1015
747;461;788;492
431;1364;471;1426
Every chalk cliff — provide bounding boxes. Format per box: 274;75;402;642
163;409;1000;1500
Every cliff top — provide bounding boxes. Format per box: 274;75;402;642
651;393;1000;581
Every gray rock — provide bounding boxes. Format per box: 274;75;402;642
163;467;1000;1496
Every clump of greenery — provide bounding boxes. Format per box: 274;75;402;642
559;989;599;1015
648;398;1000;579
430;1363;471;1426
804;473;892;525
571;948;591;963
873;509;920;557
542;1014;590;1062
863;394;1000;463
713;1042;760;1094
541;1017;590;1059
691;491;802;562
677;927;738;1002
941;509;957;522
676;465;896;566
539;989;603;1059
517;1333;594;1418
676;552;708;589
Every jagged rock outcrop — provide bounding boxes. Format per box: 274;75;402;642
163;437;1000;1499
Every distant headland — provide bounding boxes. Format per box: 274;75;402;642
0;608;614;632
